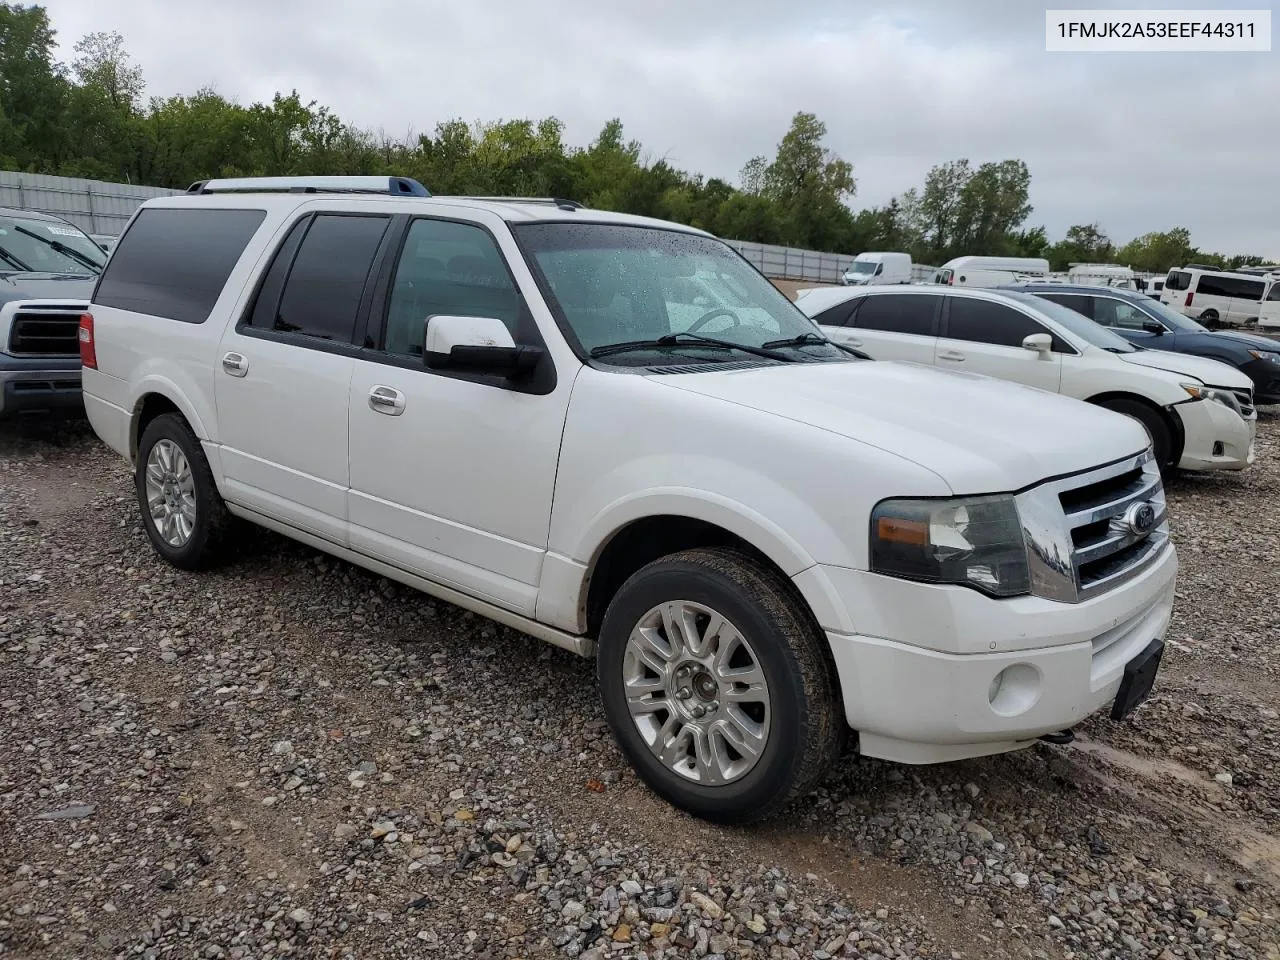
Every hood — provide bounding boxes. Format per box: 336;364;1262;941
649;360;1149;494
1197;329;1280;353
0;272;96;305
1119;348;1252;388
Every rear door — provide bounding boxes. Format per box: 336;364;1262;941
215;211;394;545
834;292;940;365
935;296;1065;392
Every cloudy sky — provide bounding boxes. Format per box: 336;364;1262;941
40;0;1280;257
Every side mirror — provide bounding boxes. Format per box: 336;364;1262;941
1141;320;1165;335
424;315;542;378
1022;332;1053;358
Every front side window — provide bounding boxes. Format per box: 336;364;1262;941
384;218;522;357
853;294;937;336
946;297;1050;348
96;207;266;323
1093;298;1156;330
514;223;843;364
1266;282;1280;302
266;214;389;343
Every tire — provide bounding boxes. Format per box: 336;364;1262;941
1199;310;1220;329
1097;397;1173;474
135;413;233;570
596;547;843;825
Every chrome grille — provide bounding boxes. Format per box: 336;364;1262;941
1015;448;1170;603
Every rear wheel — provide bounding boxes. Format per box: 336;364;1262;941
1097;397;1173;474
135;413;234;570
596;548;843;825
1198;310;1220;329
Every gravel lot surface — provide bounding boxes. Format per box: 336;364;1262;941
1;416;1277;960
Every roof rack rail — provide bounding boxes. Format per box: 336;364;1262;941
186;176;431;197
449;196;584;211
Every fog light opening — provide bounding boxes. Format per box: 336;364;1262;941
987;663;1043;718
1212;441;1225;456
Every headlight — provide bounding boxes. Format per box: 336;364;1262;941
1248;350;1280;364
1181;383;1242;414
869;495;1031;598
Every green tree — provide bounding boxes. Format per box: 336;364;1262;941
0;3;70;169
760;112;856;249
1115;227;1194;273
1047;222;1114;271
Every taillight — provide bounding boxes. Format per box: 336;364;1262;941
78;313;97;369
1185;291;1194;308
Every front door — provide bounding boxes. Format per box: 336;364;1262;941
346;215;572;616
935;296;1064;392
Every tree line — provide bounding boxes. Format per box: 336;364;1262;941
0;3;1266;272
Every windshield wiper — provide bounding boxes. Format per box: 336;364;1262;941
762;331;873;360
589;331;796;362
0;244;33;271
11;224;103;273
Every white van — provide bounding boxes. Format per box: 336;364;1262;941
841;251;911;286
1258;278;1280;329
1067;264;1136;289
934;256;1050;288
1160;268;1268;328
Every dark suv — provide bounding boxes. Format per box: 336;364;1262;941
0;207;104;420
1011;283;1280;405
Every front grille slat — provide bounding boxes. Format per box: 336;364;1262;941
1017;447;1170;603
7;309;83;356
1229;387;1256;419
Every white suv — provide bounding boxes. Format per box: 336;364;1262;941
797;285;1257;474
80;177;1178;823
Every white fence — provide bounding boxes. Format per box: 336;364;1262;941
1;172;931;283
0;172;180;237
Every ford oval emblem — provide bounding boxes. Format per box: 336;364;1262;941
1124;502;1157;536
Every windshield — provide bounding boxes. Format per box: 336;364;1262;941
1001;290;1139;352
513;223;847;363
0;214;104;274
1138;297;1208;332
848;261;878;275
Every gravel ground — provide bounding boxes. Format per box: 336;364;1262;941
1;415;1277;960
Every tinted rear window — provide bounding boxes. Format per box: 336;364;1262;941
1164;270;1190;291
1266;282;1280;302
851;294;937;336
94;207;267;323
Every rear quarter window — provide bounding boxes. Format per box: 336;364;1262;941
93;207;268;323
1164;270;1190;291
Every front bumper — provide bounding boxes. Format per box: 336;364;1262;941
1173;398;1256;471
1239;357;1280;405
804;541;1177;764
0;355;84;418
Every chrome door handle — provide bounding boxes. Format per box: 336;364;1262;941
938;350;965;362
221;352;248;377
368;385;406;416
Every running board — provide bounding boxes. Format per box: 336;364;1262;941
226;503;595;658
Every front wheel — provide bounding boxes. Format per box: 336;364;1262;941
1097;397;1173;474
596;548;843;824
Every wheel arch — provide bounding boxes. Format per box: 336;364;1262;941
1085;390;1185;466
128;381;209;462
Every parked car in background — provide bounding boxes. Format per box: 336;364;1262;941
81;176;1180;824
1258;280;1280;331
797;285;1257;474
0;207;102;420
1067;264;1137;290
1136;276;1164;300
1160;267;1268;328
1015;284;1280;406
841;251;912;286
933;256;1051;288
